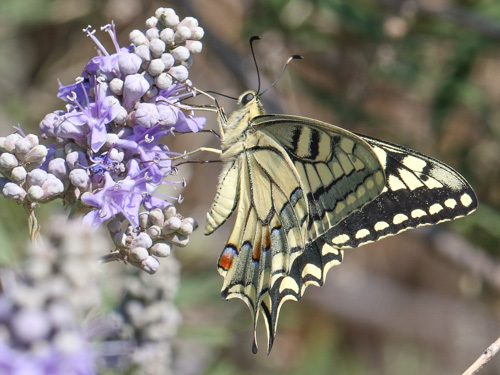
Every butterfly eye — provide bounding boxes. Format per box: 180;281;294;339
241;93;255;106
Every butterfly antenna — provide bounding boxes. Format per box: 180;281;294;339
260;55;303;96
249;36;262;94
205;90;239;101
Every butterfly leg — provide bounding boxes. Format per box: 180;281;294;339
161;147;222;162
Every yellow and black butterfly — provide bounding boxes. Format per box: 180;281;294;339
203;56;477;354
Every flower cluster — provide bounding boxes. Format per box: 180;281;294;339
0;7;204;272
0;217;102;374
0;133;61;203
107;205;197;274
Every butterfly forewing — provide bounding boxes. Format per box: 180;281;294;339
255;115;387;240
321;135;478;249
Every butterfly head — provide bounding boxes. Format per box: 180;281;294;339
237;90;266;119
218;90;266;153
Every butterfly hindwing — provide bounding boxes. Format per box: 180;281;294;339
205;159;240;235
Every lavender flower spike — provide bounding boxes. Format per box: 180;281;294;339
1;7;205;274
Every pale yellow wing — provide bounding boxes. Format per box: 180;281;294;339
209;115;386;353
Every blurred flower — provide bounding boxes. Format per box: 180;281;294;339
0;216;103;375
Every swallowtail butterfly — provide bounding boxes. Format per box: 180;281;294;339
204;89;477;354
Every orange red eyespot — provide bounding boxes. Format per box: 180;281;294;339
218;247;236;270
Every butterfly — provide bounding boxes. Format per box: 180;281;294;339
203;87;477;354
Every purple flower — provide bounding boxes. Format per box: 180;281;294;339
175;110;206;133
82;171;142;228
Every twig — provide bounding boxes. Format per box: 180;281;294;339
462;337;500;375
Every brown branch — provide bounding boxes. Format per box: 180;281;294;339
462;336;500;375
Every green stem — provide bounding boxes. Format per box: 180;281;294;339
25;204;40;243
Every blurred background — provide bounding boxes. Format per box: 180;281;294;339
0;0;499;374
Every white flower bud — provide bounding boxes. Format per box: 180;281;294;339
192;26;205;40
140;255;160;274
3;182;26;201
25;134;39;147
42;174;64;197
139;212;149;229
174;26;191;43
109;148;124;162
154;7;165;19
25;145;48;164
69;169;90;190
159;28;174;44
4;134;23;152
162;9;179;27
149;38;166;57
11;166;27;183
27;185;44;201
132;232;153;249
179;17;199;29
148;59;166;76
177;221;194;235
14;138;32;156
183;217;198;230
148;208;164;226
105;133;119;147
112;232;127;248
150;242;171;257
163;205;176;219
168;66;189;81
145;16;158;29
155;73;173;90
0;137;7;152
66;151;88;169
167;233;189;247
109;78;124;95
145;27;160;41
48;158;68;180
129;246;149;262
129;29;148;46
0;153;18;169
27;169;48;187
147;225;162;239
164;216;182;232
172;46;190;62
161;53;175;70
113;107;128;125
134;44;151;62
186;40;203;54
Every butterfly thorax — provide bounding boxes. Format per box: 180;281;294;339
219;90;266;160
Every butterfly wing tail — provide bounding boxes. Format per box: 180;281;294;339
217;212;277;354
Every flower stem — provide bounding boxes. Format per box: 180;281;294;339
25;204;40;242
